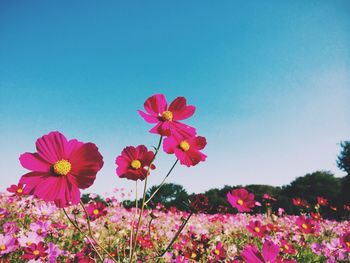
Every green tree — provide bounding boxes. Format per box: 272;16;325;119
337;141;350;174
146;183;189;210
280;171;342;216
337;141;350;205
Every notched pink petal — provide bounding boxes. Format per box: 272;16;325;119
19;153;51;172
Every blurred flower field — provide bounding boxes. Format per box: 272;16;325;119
0;191;350;262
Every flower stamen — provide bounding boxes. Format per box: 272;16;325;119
131;160;141;169
179;140;190;152
162;111;173;121
53;159;71;176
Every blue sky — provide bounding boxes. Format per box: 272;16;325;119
0;1;349;196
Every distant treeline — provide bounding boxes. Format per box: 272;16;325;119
120;170;348;219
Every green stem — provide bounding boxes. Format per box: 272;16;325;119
156;212;193;262
129;136;163;263
144;159;179;206
129;181;138;259
79;201;118;263
62;208;104;262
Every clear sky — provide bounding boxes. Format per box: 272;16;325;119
0;1;349;196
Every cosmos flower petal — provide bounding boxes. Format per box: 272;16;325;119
35;131;68;163
262;240;280;262
144;93;168;115
137;110;159;123
169;97;196;121
19;153;51;172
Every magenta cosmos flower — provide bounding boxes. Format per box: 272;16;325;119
7;183;25;196
241;240;296;263
227;188;255;212
0;233;17;256
86;202;107;221
340;231;350;252
116;145;155;181
21;242;47;261
19;131;104;208
296;216;319;234
163;135;207;167
246;220;268;237
138;94;196;137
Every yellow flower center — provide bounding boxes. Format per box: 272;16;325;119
214;249;220;255
26;241;32;246
237;199;244;205
131;160;141;169
162;110;173;121
254;227;260;233
93;209;99;215
284;244;289;250
179;140;190;152
191;252;197;259
33;250;40;256
17;188;23;193
346;241;350;247
301;223;308;229
53;159;71;176
0;245;6;251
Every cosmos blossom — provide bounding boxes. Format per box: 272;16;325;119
340;232;350;252
246;220;268;237
138;94;196;137
86;202;107;221
241;240;296;263
212;242;226;261
7;183;25;196
163;135;207;167
227;188;255;212
0;233;17;256
21;242;48;261
296;216;320;234
115;145;155;181
317;196;328;206
19;131;104;208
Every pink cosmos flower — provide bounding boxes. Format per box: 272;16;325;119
0;233;17;256
340;231;350;252
86;202;107;221
30;220;51;237
279;240;296;255
18;231;44;247
227;188;255;212
138;94;196;137
19;131;104;208
246;220;268;237
0;208;10;220
21;242;48;261
212;242;226;261
7;183;25;196
116;145;155;181
317;196;328;206
296;216;319;234
47;242;63;263
163;135;207;167
241;240;296;263
3;222;20;235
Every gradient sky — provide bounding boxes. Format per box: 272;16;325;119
0;1;349;197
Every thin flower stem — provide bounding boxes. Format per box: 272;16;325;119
79;202;119;263
156;212;193;262
129;181;138;259
144;159;179;206
129;136;163;263
62;207;104;262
